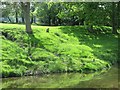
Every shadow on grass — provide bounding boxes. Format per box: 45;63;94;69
59;26;118;63
28;34;41;47
27;34;45;58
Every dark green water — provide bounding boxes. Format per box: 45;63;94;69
1;66;119;89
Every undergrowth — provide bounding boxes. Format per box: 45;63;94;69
0;23;118;77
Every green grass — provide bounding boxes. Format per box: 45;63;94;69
0;23;118;77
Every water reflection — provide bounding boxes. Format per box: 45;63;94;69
2;66;119;88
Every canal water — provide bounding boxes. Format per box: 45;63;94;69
1;66;119;89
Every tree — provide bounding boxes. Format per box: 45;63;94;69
36;2;52;26
13;2;20;23
2;2;23;23
2;2;12;23
30;2;37;24
36;2;62;26
21;9;25;23
117;2;120;31
83;3;103;33
21;2;32;34
112;2;118;34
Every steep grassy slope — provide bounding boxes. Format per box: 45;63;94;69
1;23;118;77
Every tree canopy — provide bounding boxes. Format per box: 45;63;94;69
1;2;120;34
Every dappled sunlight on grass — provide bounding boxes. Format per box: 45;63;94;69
1;23;117;77
60;26;118;63
93;44;102;48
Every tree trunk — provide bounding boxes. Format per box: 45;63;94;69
15;10;18;23
31;15;34;24
22;16;24;23
31;13;34;24
21;10;25;23
21;2;32;34
52;17;56;25
48;8;51;26
58;18;61;25
7;17;11;23
33;16;36;23
117;2;120;29
72;16;75;25
112;2;118;34
48;15;51;26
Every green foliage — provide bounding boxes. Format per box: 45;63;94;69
81;58;109;72
1;23;117;77
31;48;56;61
2;39;27;60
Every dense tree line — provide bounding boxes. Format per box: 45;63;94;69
1;2;120;34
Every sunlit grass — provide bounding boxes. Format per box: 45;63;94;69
1;23;118;77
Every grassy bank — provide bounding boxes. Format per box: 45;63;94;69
0;23;118;77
